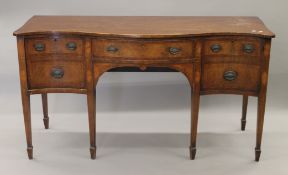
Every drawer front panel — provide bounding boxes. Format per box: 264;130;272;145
28;61;85;89
204;40;233;55
201;63;260;92
26;37;84;56
234;40;261;56
204;38;262;57
92;39;193;60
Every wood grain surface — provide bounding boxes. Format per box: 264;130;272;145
14;16;275;38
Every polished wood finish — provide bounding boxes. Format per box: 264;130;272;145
85;38;97;159
190;40;201;160
25;37;84;56
17;37;33;159
201;63;260;92
92;38;194;60
27;61;86;89
14;16;274;161
255;40;271;161
203;37;262;57
14;16;274;38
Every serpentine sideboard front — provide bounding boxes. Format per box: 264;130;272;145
14;16;275;161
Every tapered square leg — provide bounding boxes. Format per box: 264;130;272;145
85;38;97;159
41;93;49;129
255;94;266;162
190;87;200;160
18;37;34;159
21;92;33;159
87;90;96;159
241;95;248;131
188;42;201;160
190;62;201;160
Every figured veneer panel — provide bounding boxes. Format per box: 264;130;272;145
204;40;233;56
28;61;85;89
234;39;262;56
92;39;194;60
14;16;275;38
201;63;260;92
25;37;84;56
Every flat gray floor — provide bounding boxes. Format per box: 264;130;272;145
1;110;288;175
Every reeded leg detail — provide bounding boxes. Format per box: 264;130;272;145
41;93;49;129
241;95;248;131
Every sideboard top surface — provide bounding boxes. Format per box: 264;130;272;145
14;16;275;38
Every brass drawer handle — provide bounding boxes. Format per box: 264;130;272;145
169;47;181;55
51;68;64;79
223;70;238;81
34;43;45;51
106;45;119;53
66;42;77;50
243;44;254;53
210;44;222;53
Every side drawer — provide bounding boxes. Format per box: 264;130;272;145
204;37;262;57
201;63;260;92
27;61;85;89
25;37;84;56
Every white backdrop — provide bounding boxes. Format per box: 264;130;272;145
0;0;288;175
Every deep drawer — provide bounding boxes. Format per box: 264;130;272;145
27;61;85;89
201;63;260;92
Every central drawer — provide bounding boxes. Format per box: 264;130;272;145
92;39;194;60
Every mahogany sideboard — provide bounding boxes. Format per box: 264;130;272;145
14;16;275;161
